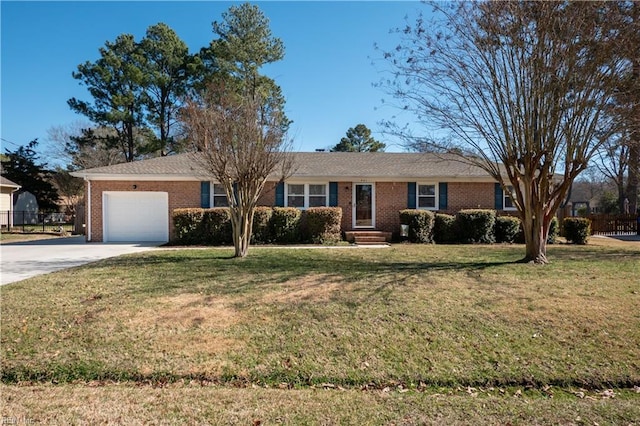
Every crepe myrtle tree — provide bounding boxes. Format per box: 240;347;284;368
379;1;631;263
182;83;293;258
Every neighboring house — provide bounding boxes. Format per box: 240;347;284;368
0;176;21;229
71;152;516;243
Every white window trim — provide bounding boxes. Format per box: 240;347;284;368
503;185;517;211
417;182;439;211
284;182;329;209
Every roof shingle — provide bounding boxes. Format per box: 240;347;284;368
72;151;497;181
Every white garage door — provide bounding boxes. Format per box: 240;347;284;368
103;192;169;242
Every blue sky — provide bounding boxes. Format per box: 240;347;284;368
1;1;424;163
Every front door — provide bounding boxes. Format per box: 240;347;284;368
353;183;375;228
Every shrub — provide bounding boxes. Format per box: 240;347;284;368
201;208;232;245
495;216;521;243
399;209;435;243
434;213;457;244
172;208;205;244
456;209;496;244
547;216;559;244
562;217;591;244
304;207;342;244
251;207;273;244
271;207;302;244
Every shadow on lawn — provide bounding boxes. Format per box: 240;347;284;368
85;249;519;299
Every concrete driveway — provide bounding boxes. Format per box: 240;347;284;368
0;236;161;286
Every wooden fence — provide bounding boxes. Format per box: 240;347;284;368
587;214;639;235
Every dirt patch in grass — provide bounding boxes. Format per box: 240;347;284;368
125;294;240;374
261;273;345;304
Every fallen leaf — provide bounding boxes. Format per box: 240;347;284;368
600;389;615;399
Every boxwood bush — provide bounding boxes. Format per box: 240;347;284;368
562;217;591;244
173;208;205;244
201;208;232;245
495;216;521;243
251;206;273;244
547;216;559;244
271;207;302;244
304;207;342;244
434;213;457;244
456;209;496;244
399;209;435;243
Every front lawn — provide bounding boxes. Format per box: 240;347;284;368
1;243;639;423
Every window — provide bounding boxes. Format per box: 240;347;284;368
417;183;437;210
308;184;327;207
212;183;229;207
286;183;328;208
287;184;305;208
503;185;516;210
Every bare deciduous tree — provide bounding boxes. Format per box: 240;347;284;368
46;123;127;170
379;1;630;263
182;84;292;258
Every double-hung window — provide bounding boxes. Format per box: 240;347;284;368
417;183;437;210
286;183;328;208
503;185;516;210
212;183;229;207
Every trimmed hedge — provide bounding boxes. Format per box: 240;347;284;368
174;206;345;246
399;209;435;243
305;207;342;244
562;217;591;245
456;209;496;244
173;208;232;245
251;207;273;244
173;208;204;244
201;208;232;245
271;207;303;244
434;213;457;244
495;216;521;243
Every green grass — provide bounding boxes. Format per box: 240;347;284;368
1;242;639;423
0;232;71;244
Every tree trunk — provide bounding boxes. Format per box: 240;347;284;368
521;208;550;264
231;206;254;258
628;142;639;214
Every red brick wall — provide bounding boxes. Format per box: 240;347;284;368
447;182;495;211
84;179;501;241
86;180;200;242
258;181;278;206
336;182;352;231
375;182;407;234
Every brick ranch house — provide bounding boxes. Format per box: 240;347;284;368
71;152;516;243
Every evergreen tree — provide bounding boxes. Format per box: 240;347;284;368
1;139;59;211
332;124;386;152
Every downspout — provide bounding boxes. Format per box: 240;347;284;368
86;178;91;242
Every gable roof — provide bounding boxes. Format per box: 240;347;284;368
0;176;21;189
70;151;499;182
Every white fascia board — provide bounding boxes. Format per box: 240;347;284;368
0;183;21;190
